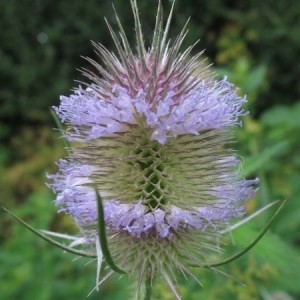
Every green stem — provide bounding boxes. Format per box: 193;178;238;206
144;274;152;300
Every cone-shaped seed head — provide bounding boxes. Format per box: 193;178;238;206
47;0;258;294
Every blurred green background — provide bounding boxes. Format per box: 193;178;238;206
0;0;299;299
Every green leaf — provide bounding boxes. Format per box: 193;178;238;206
241;141;290;177
261;102;300;128
244;64;266;94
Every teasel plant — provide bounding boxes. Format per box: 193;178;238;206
4;0;286;299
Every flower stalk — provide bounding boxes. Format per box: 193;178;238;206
144;273;153;300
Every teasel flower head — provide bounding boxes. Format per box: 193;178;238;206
47;0;259;298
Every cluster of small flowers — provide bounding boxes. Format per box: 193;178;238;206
47;0;258;297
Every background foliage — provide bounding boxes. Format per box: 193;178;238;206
1;0;299;299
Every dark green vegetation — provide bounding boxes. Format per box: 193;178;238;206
1;0;299;299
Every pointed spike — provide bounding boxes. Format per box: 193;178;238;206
146;1;164;100
40;230;79;240
79;69;111;95
130;0;147;70
91;44;123;76
176;40;202;66
165;27;189;72
104;18;127;59
161;0;176;51
83;54;113;80
163;272;182;300
168;47;203;81
112;4;133;56
95;235;103;290
88;270;114;297
152;0;164;80
210;267;246;286
136;261;147;295
175;260;203;287
85;53;124;87
221;200;280;234
163;52;207;97
81;66;104;82
104;19;135;91
104;19;131;67
151;0;163;55
107;25;142;91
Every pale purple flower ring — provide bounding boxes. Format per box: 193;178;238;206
47;0;258;293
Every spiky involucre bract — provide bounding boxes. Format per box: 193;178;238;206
47;0;258;296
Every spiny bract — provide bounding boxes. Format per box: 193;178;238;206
47;0;258;298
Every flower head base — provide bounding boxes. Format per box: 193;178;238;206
47;0;258;297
